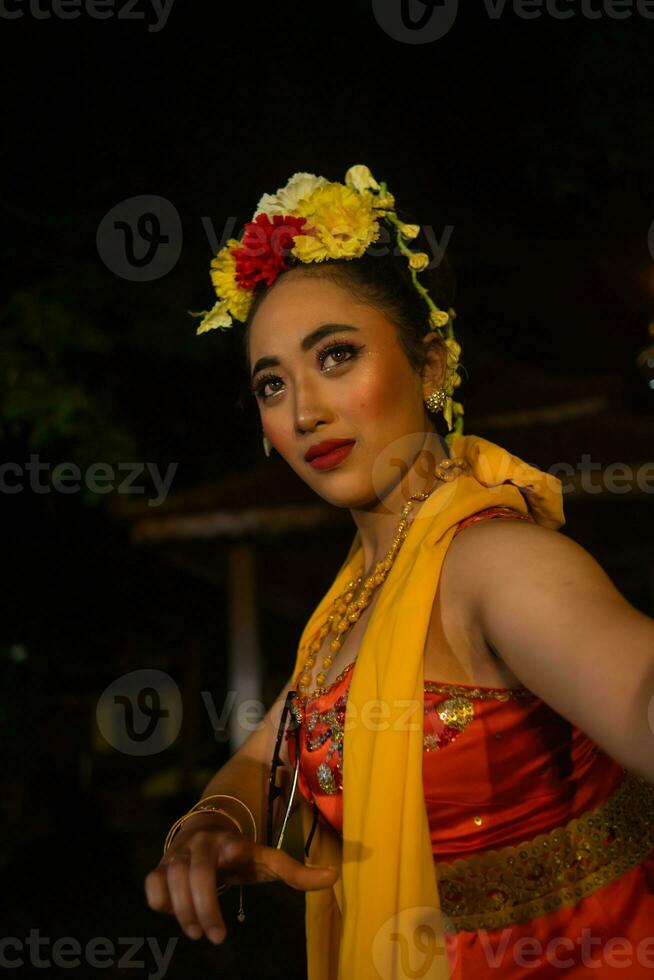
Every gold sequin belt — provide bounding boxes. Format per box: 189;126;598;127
434;769;654;933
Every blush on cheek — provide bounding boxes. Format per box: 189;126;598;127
265;425;293;459
349;375;393;421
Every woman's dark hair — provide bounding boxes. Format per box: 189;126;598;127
237;227;459;423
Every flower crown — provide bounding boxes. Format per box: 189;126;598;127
192;164;464;437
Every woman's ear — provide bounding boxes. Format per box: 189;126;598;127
420;331;447;396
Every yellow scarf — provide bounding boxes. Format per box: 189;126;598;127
293;434;566;980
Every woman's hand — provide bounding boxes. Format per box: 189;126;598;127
144;813;338;945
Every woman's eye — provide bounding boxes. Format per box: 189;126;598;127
254;343;361;401
256;377;282;399
320;347;351;368
317;342;361;371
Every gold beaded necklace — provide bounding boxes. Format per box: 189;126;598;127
296;455;467;698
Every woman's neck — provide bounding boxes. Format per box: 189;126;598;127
349;430;451;579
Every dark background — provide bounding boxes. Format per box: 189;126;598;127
2;1;654;976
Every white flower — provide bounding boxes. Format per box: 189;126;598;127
345;164;380;194
254;172;328;218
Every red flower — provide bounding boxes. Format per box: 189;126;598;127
232;213;313;291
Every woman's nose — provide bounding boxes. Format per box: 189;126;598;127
293;378;333;434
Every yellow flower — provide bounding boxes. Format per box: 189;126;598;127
430;309;449;329
440;340;462;399
291;183;380;262
254;172;328;218
210;239;253;322
194;299;233;335
373;191;395;211
443;396;453;432
408;252;430;272
444;337;461;367
447;370;462;393
399;223;420;240
344;164;380;194
443;395;466;433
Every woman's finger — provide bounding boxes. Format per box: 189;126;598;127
165;847;208;940
144;866;174;915
188;836;228;944
260;847;339;892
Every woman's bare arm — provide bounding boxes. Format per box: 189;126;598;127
144;670;329;946
454;519;654;782
186;671;299;842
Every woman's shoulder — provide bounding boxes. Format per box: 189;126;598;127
441;506;559;638
445;504;560;592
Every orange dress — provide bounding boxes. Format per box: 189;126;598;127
288;507;654;978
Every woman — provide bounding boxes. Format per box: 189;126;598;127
145;165;654;979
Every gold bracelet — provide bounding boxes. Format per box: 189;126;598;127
163;794;257;855
163;806;244;855
162;794;257;925
191;794;258;841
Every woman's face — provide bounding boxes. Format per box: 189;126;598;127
248;270;443;510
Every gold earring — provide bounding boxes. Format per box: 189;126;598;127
262;433;272;457
424;387;447;414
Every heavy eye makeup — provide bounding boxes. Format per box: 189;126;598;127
250;339;364;401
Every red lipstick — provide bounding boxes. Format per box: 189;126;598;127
305;439;355;470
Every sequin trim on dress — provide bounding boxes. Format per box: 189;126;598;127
423;694;475;751
292;674;521;787
296;661;535;704
301;693;348;796
423;680;535;702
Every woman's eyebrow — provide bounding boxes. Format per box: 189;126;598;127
250;323;360;380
